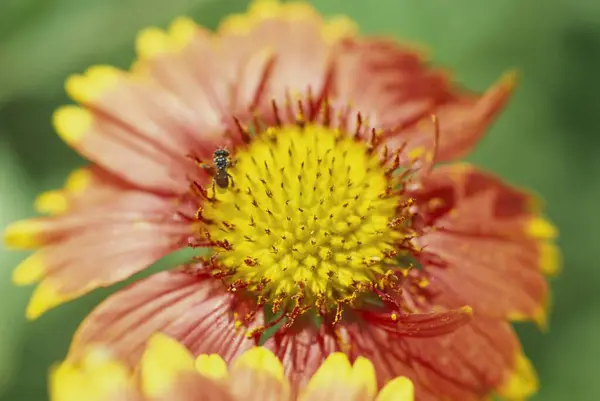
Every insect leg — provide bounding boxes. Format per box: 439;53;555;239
211;179;217;199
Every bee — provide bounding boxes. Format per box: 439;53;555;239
200;149;235;198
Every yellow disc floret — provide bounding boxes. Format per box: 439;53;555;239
198;124;403;316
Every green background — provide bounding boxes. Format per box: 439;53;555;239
0;0;597;400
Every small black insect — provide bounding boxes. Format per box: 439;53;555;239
201;149;235;198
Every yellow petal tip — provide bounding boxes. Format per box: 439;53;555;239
526;216;558;239
500;69;520;91
65;66;120;103
35;190;68;215
65;168;93;194
322;15;358;43
306;352;352;390
350;357;377;397
141;333;195;397
3;219;42;249
53;105;93;145
497;353;539;400
233;347;284;381
26;281;67;320
539;242;561;276
376;377;415;401
136;27;170;60
168;17;198;51
12;253;45;286
195;354;228;380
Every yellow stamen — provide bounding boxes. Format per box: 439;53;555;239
200;124;403;317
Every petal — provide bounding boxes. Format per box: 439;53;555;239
335;37;515;162
332;38;449;130
68;268;263;368
139;333;196;398
217;0;350;102
149;373;235;401
358;307;473;338
50;346;140;401
339;315;533;401
375;377;414;401
57;67;217;193
32;166;133;217
133;19;274;140
412;163;557;327
6;191;190;319
262;325;340;394
299;353;377;401
195;354;229;380
388;71;516;163
229;347;291;401
133;2;356;146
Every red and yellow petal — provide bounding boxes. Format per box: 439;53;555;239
68;267;263;367
32;166;133;217
338;316;535;401
50;346;140;401
51;333;417;401
299;353;377;401
412;163;558;327
228;347;290;401
56;68;218;193
4;188;191;319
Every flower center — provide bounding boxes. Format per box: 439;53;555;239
192;121;417;333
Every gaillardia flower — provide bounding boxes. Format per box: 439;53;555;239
4;0;559;400
51;333;414;401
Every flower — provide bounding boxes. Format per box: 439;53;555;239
3;0;559;400
51;332;414;401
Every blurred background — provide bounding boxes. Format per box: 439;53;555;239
1;0;598;400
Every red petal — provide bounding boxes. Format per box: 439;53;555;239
358;307;472;337
412;164;554;326
68;268;263;367
331;39;514;163
340;315;520;401
262;325;339;395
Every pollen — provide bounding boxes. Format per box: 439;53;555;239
194;123;411;331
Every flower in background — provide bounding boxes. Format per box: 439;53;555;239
51;333;414;401
3;0;559;399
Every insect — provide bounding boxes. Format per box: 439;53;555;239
200;149;236;199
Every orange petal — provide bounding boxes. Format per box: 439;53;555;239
68;268;263;368
412;163;556;327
